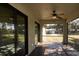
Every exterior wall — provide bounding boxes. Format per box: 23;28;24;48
9;3;40;55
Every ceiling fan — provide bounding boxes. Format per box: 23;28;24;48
51;10;64;19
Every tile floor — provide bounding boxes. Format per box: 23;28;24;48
29;42;79;56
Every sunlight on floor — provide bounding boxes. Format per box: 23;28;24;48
37;34;79;56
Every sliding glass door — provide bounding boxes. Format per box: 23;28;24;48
0;4;15;55
0;17;15;56
0;4;28;56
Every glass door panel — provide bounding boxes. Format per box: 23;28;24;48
0;4;27;56
0;17;15;56
16;15;25;55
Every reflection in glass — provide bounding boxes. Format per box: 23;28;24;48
17;15;25;54
0;17;15;56
0;4;27;56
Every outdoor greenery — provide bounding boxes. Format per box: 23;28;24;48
0;16;25;55
68;18;79;51
45;24;63;34
44;18;79;52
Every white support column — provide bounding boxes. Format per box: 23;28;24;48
39;24;43;42
63;22;68;45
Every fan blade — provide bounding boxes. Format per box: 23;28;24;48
56;15;63;19
58;13;64;15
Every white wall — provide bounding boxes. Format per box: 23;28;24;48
9;3;40;54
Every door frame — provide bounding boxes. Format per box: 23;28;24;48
35;21;41;42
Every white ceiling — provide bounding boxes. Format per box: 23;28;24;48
16;3;79;22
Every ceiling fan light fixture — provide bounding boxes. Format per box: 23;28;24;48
52;16;57;19
53;13;56;16
51;11;57;19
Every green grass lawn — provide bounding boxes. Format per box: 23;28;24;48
0;34;25;56
18;34;25;42
2;34;25;43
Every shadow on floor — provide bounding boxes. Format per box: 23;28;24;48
29;42;79;56
29;46;45;56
